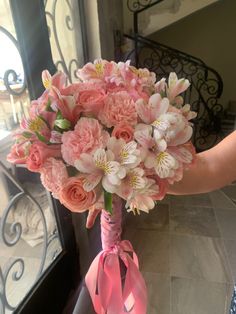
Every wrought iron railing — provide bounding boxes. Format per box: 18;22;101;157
0;161;61;313
122;0;224;151
121;34;223;151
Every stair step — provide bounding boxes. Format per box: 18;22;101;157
226;111;236;117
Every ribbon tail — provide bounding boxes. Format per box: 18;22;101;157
85;252;104;314
122;255;147;314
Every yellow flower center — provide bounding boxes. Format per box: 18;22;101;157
130;174;139;188
95;62;103;75
42;78;51;90
156;152;168;164
29;117;45;132
95;161;111;174
152;119;161;127
120;149;129;163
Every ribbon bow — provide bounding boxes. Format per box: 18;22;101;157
85;240;147;314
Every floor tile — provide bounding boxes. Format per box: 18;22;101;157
224;239;236;280
170;234;232;283
222;185;236;203
124;203;169;232
143;272;170;314
170;205;220;237
215;209;236;240
170;193;212;208
171;276;229;314
209;190;236;210
123;229;170;274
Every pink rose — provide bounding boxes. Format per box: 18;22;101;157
59;176;96;212
112;121;134;143
77;88;105;115
61;117;109;166
40;158;68;198
26;142;61;172
7;142;30;164
99;91;137;128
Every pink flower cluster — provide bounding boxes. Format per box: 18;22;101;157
7;60;196;214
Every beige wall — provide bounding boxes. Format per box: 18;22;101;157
149;0;236;108
123;0;218;36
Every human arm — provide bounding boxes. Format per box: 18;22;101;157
168;131;236;195
86;131;236;227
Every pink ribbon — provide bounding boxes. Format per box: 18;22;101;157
85;240;147;314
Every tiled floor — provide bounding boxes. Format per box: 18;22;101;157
123;187;236;314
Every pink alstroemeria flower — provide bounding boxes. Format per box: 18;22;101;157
134;124;179;179
125;178;159;214
76;59;110;82
135;93;169;124
152;112;193;146
74;148;123;193
107;137;141;169
167;72;190;103
181;104;197;121
116;167;146;200
145;150;179;179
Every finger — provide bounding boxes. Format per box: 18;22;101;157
86;209;101;229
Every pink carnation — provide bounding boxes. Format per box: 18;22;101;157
61;117;109;166
40;158;68;198
99;91;137;128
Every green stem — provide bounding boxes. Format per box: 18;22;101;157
104;190;113;214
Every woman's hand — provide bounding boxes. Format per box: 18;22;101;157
168;131;236;195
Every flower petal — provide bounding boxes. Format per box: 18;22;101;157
94;148;107;167
102;176;118;193
155;152;177;178
83;173;102;191
75;153;95;173
105;161;120;175
169;126;193;146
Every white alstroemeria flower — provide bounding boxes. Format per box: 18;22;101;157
126;178;159;214
145;150;179;179
74;148;122;193
152;112;192;146
135;93;169;124
181;104;197;121
116;167;146;200
107;137;141;169
167;72;190;103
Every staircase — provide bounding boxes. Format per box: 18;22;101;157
220;101;236;136
118;0;225;152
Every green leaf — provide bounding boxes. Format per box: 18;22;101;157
35;131;48;143
22;131;33;138
160;90;166;98
54;118;71;130
56;110;63;119
104;190;113;214
45;100;54;112
38;115;50;129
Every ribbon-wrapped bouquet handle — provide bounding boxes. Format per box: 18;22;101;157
86;198;147;314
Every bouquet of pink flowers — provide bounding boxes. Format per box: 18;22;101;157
7;59;196;313
8;59;196;215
